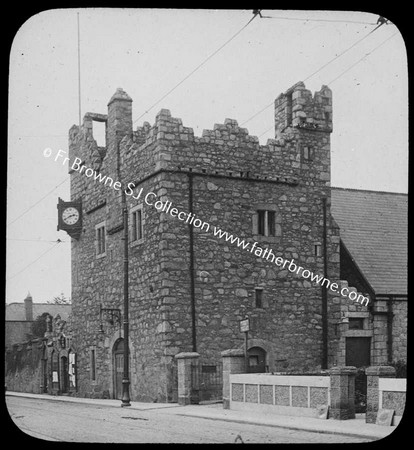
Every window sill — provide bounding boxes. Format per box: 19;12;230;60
96;253;106;259
253;235;282;244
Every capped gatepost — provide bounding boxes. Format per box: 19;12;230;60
329;366;357;419
221;349;246;409
365;366;396;423
174;352;200;405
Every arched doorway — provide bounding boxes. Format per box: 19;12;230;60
247;346;267;373
113;339;124;400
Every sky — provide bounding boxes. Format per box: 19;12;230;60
6;8;408;304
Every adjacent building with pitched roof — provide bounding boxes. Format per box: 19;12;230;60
331;188;407;366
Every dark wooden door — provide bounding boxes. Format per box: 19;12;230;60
114;353;123;400
346;337;371;367
60;356;68;393
248;347;266;373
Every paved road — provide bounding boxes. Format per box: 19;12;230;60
6;396;371;443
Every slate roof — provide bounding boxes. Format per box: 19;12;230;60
5;303;72;321
331;187;408;296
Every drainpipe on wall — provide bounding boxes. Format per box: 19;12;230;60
387;296;393;365
188;172;197;353
321;197;328;369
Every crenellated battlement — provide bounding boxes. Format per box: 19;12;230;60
274;82;332;138
69;81;332;188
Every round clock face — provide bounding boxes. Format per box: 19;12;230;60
62;207;80;225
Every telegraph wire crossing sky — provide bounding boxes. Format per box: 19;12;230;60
6;9;408;304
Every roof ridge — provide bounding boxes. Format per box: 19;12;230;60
331;186;407;196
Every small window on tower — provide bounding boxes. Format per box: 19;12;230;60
257;210;276;237
255;289;263;308
314;243;322;257
258;210;266;236
267;211;276;236
303;146;314;161
131;207;143;242
95;222;106;257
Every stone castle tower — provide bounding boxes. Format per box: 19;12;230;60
67;82;350;402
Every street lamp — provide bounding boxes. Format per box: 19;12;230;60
121;190;131;407
98;304;122;332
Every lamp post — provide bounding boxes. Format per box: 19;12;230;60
121;188;131;407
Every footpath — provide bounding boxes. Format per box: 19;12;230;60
6;391;397;441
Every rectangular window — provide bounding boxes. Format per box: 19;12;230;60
201;365;216;374
348;318;364;330
257;210;276;237
258;210;266;236
91;348;96;381
303;146;314;161
267;211;275;236
314;244;322;257
255;289;263;308
96;223;106;256
131;208;143;242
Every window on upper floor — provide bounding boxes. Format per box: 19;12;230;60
255;288;263;308
130;205;144;244
314;243;322;257
95;222;106;257
257;210;278;237
303;146;314;161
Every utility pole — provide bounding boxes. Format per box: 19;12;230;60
77;12;81;128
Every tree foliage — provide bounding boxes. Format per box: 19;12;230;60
31;312;50;338
48;292;71;304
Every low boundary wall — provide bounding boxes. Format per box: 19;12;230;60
229;373;330;418
379;378;406;426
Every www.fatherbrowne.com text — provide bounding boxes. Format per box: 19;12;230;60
46;150;369;306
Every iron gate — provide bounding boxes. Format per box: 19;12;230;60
198;362;223;402
354;368;367;413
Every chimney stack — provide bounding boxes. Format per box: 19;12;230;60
24;292;33;321
107;87;133;147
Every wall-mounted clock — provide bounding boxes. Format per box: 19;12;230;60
62;206;80;226
57;197;82;239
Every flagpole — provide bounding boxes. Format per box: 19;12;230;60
77;12;82;128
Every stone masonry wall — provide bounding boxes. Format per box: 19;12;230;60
67;82;347;401
391;300;407;363
5;340;44;393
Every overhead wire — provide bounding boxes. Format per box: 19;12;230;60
7;238;67;243
7;176;69;226
7;241;62;281
258;14;376;25
240;20;389;127
255;31;399;141
133;12;260;125
327;32;398;86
